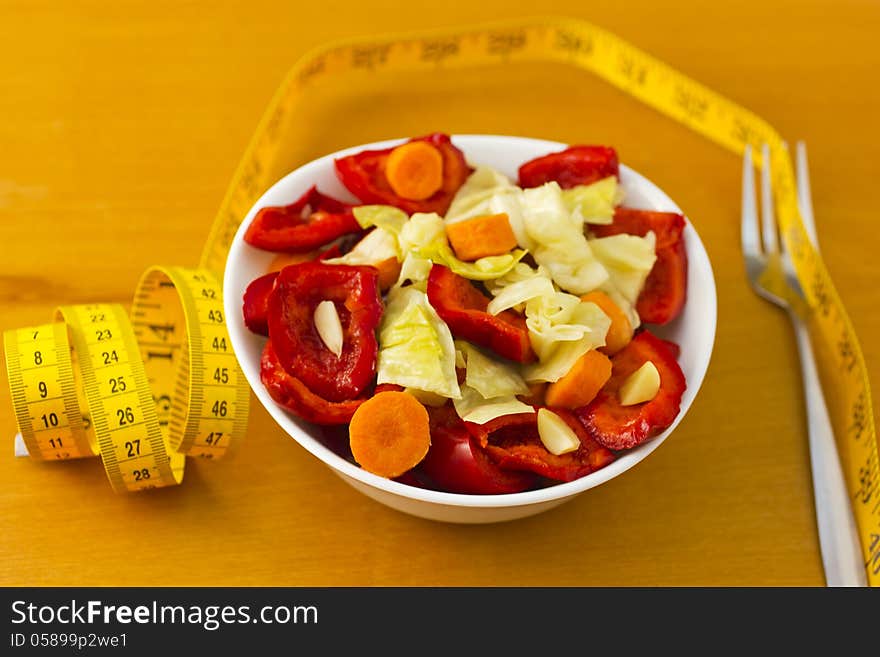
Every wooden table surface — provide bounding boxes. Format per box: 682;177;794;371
1;0;878;586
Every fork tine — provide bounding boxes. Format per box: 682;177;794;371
760;143;779;253
796;141;820;250
741;145;761;256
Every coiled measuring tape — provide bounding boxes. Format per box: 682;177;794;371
4;16;878;581
4;268;249;492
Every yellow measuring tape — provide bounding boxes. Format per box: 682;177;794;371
5;16;878;581
4;268;248;492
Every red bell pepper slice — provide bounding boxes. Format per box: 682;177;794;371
597;207;685;249
242;243;350;337
419;405;536;494
333;133;472;215
426;264;535;363
260;341;369;425
242;240;354;336
392;468;440;491
466;409;616;482
244;185;363;253
637;237;687;325
517;145;619;189
576;330;686;451
268;262;383;402
592;207;688;325
656;336;681;360
242;271;278;337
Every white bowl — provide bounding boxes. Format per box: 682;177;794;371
223;135;717;524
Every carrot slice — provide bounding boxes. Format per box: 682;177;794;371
544;349;612;409
267;242;343;273
269;250;321;272
373;256;402;291
385;141;444;201
445;213;519;261
349;391;432;478
518;381;547;406
580;291;633;356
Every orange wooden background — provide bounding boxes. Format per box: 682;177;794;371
1;0;878;585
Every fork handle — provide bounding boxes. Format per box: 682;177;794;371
792;317;867;586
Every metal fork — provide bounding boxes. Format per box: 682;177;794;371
742;142;866;586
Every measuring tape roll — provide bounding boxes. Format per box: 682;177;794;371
4;269;248;492
3;16;876;580
132;266;249;461
55;303;184;493
4;322;93;461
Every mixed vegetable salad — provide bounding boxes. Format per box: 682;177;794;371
241;133;688;494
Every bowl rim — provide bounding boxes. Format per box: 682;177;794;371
223;134;718;508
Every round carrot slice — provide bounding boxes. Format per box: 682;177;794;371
349;391;431;478
384;141;444;201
